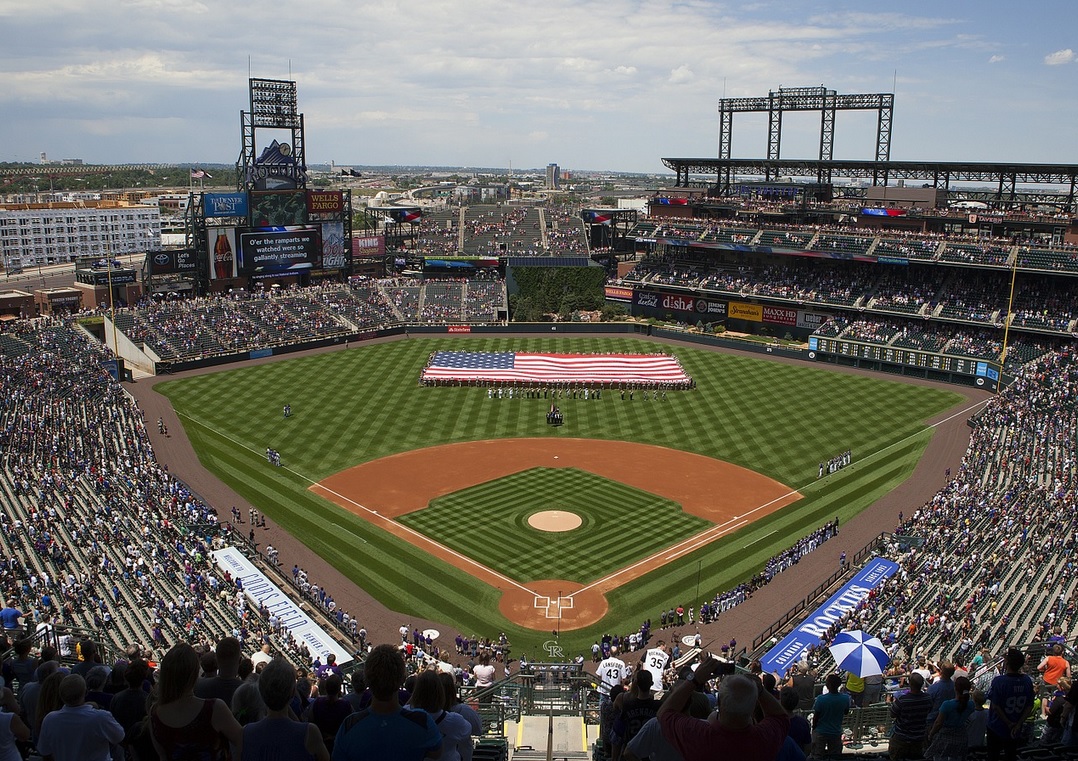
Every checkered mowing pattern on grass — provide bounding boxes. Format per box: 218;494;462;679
421;351;693;386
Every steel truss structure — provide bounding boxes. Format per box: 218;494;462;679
717;86;893;189
660;157;1078;211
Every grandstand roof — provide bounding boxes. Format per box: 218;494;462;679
661;158;1078;210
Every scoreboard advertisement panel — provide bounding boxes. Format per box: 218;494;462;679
810;336;997;378
238;226;320;275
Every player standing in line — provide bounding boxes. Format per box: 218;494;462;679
598;647;630;698
641;641;671;696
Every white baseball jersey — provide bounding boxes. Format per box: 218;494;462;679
642;648;670;689
597;656;629;696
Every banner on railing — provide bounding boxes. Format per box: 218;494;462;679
758;557;899;677
212;546;352;666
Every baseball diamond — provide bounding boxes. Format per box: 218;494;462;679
157;335;964;653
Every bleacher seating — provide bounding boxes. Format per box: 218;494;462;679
113;279;509;362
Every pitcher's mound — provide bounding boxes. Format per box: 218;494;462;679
528;511;583;532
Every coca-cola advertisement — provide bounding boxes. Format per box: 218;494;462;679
206;228;237;280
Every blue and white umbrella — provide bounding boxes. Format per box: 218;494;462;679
828;630;890;677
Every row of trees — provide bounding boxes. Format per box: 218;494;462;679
509;266;614;322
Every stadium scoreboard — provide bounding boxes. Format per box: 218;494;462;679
809;336;1001;381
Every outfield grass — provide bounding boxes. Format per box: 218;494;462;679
398;467;710;584
159;336;962;654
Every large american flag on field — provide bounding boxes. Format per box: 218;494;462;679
421;351;692;386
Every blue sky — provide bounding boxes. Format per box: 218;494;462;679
0;0;1075;173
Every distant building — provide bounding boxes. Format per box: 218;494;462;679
0;204;160;270
546;163;560;190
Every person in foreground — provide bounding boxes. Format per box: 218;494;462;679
332;644;442;761
151;642;245;760
35;673;123;761
985;648;1034;761
657;657;789;761
242;657;330;761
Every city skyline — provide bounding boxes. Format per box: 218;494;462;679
2;0;1076;173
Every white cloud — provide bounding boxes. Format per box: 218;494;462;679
1044;49;1075;66
1;1;1076;170
668;65;694;84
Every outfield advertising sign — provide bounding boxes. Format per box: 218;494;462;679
148;249;197;275
632;290;726;317
604;286;634;302
729;302;763;322
797;311;829;330
759;557;899;677
204;193;249;219
763;305;797;326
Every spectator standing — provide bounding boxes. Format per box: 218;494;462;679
440;671;482;751
241;657;329;761
967;690;989;751
407;670;471;761
845;670;866;708
109;659;150;753
657;658;789;761
889;672;932;760
611;669;658;761
785;663;816;712
926;675;974;761
0;709;29;761
0;602;22;631
985;648;1034;761
1038;645;1070;694
150;642;244;760
36;674;124;761
926;662;957;731
780;686;812;757
811;673;850;758
196;637;245;706
332;644;441;761
305;673;352;754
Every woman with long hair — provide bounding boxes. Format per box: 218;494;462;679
926;675;975;761
409;670;472;761
150;642;244;760
33;671;66;743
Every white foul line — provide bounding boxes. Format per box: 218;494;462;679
175;411;538;597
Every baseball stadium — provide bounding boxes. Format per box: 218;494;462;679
1;79;1076;761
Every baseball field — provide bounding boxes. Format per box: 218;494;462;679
158;335;962;654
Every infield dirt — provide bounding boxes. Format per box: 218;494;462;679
312;438;801;630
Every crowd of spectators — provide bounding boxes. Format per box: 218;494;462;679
743;347;1077;757
0;315;550;758
114;279;508;361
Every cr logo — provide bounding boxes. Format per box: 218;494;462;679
542;640;564;659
